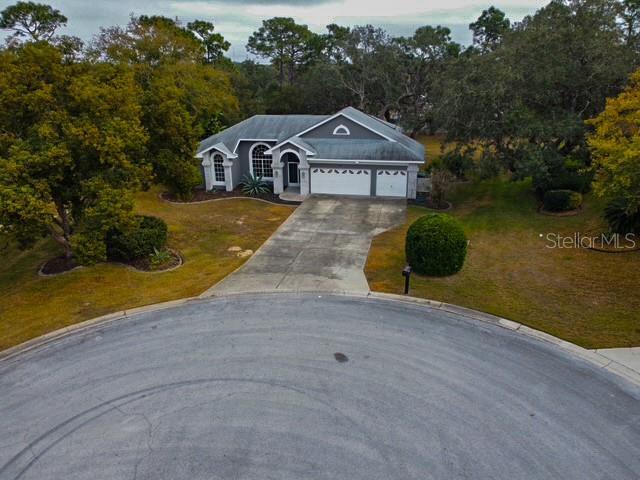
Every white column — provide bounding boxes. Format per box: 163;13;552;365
407;164;419;199
222;158;234;192
201;155;213;191
299;151;310;196
271;148;284;194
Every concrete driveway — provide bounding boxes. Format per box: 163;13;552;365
206;195;406;295
1;294;639;480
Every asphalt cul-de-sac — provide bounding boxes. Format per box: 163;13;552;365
1;294;639;480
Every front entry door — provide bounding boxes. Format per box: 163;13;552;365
288;161;300;186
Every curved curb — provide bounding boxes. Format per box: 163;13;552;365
1;290;639;390
158;193;299;207
366;292;640;389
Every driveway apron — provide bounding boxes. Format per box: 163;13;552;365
205;195;406;295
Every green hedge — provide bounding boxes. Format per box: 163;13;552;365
542;190;582;212
106;215;168;262
405;214;467;276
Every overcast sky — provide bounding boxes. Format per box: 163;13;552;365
0;0;548;60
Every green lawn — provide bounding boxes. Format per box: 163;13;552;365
366;177;640;349
0;188;293;351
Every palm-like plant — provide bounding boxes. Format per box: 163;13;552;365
604;198;640;234
241;174;270;197
149;247;172;269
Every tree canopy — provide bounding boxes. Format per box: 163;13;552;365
91;14;239;197
432;0;634;185
187;20;230;64
0;1;66;41
0;42;148;263
0;5;238;263
588;69;640;214
469;6;511;51
247;17;320;85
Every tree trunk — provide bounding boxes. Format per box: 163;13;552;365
53;200;73;259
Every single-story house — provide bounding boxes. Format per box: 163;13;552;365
196;106;425;199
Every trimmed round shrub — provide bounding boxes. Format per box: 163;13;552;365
106;215;168;262
405;214;467;276
542;189;582;212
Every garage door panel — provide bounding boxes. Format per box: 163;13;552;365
311;168;371;196
376;170;407;197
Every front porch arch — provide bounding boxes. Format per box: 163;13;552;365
281;149;301;188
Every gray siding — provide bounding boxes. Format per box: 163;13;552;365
302;117;384;140
230;156;242;189
308;162;407;197
199;164;206;188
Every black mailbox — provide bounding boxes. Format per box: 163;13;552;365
402;265;412;294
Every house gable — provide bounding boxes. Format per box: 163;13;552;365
299;114;390;141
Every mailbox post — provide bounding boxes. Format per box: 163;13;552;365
402;266;412;295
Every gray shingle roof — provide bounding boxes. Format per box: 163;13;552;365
197;115;328;155
304;138;422;161
276;136;315;154
197;107;425;163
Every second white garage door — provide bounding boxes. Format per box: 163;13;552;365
376;170;407;197
310;168;371;196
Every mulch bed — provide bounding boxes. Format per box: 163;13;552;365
40;256;81;275
538;206;582;216
40;250;183;276
128;249;182;271
161;187;301;205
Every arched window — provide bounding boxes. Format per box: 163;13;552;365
213;153;225;183
250;143;273;179
332;124;351;136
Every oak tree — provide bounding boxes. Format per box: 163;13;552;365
0;43;149;263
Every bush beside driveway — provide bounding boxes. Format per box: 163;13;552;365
0;187;294;351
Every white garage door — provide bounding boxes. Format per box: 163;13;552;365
310;168;371;196
376;170;407;197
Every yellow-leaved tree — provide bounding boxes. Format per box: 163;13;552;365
588;70;640;233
